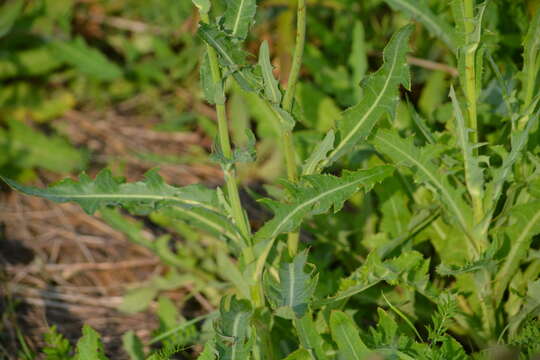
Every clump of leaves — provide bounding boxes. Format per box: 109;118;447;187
4;0;540;359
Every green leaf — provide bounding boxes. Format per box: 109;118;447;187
324;25;413;166
494;201;540;302
295;312;329;360
0;0;24;38
215;296;253;360
372;130;474;242
349;21;368;101
254;166;393;242
282;348;312;360
1;168;218;215
192;0;211;14
4;118;87;174
520;2;540;107
375;177;411;239
486;114;538;214
122;331;145;360
264;251;318;319
197;340;216;360
449;86;484;205
302;130;335;176
330;311;371;360
198;24;262;92
201;52;218;105
51;37;122;81
75;325;108;360
217;251;251;299
317;251;433;307
259;41;282;105
384;0;457;52
223;0;257;41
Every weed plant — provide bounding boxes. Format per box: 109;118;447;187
2;0;540;359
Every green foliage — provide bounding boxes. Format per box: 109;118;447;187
6;0;540;359
42;326;72;360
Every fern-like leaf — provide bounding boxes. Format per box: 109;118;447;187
254;166;393;242
324;25;413;166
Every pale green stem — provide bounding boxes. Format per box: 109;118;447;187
282;0;306;257
462;0;494;338
463;0;484;227
200;13;261;307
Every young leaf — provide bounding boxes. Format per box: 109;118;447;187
372;130;474;245
330;311;371;360
223;0;257;41
324;25;413;166
215;296;253;360
75;325;108;360
264;251;318;319
384;0;457;52
494;201;540;303
198;24;262;92
254;166;393;242
302;130;335;176
259;41;282;105
196;340;216;360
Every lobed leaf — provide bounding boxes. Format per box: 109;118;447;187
223;0;257;41
254;166;393;242
317;251;433;307
264;251;318;319
324;25;413;166
75;325;108;360
215;296;253;360
1;170;244;245
384;0;457;52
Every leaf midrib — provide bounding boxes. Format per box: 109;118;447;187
231;0;246;38
329;32;402;163
375;134;469;232
41;193;219;212
266;171;385;239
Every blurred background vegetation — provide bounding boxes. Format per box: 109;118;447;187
0;0;538;358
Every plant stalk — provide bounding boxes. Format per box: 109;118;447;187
200;13;262;310
282;0;306;257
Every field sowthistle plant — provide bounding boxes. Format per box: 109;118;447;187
3;0;540;358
